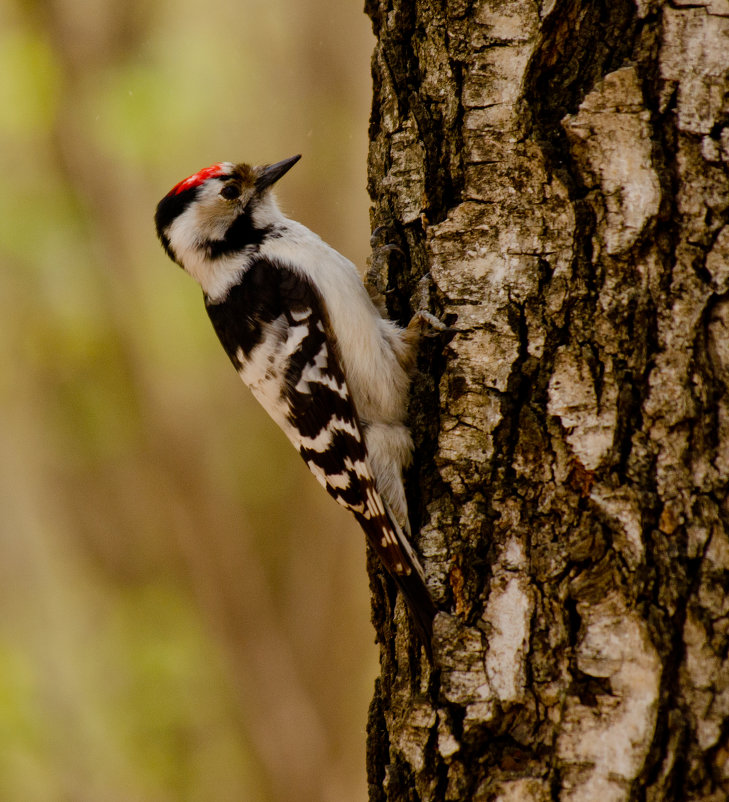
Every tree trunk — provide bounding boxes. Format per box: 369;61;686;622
364;1;729;800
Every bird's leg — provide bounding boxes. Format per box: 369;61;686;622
407;274;460;337
367;227;460;342
366;225;406;314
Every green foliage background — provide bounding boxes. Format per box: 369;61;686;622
0;0;375;799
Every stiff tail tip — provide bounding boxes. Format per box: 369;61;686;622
394;570;437;662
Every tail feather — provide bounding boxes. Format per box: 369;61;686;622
393;569;436;660
359;500;436;659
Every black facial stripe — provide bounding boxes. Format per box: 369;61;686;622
155;177;274;261
206;215;272;259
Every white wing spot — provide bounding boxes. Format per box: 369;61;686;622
237;316;288;388
295;360;349;399
326;472;352;490
283;322;310;358
290;307;312;322
299;417;361;452
306;461;329;491
300;427;333;452
345;457;368;478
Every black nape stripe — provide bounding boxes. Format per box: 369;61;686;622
154;187;197;242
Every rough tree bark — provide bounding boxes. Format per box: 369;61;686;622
363;1;729;800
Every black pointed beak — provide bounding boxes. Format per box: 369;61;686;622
255;155;301;192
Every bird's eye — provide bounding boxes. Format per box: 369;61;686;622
220;183;241;200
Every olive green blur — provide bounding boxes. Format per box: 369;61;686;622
0;0;376;799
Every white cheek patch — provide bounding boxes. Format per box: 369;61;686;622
166;184;259;301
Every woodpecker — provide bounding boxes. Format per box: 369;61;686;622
155;155;436;652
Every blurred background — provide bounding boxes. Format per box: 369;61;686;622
0;0;376;799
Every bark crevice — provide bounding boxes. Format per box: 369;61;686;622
366;1;729;799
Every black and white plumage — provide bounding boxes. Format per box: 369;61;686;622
154;155;435;651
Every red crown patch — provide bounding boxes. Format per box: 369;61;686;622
169;163;228;196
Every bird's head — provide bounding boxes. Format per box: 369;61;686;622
154;155;301;268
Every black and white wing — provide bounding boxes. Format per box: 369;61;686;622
205;259;435;645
